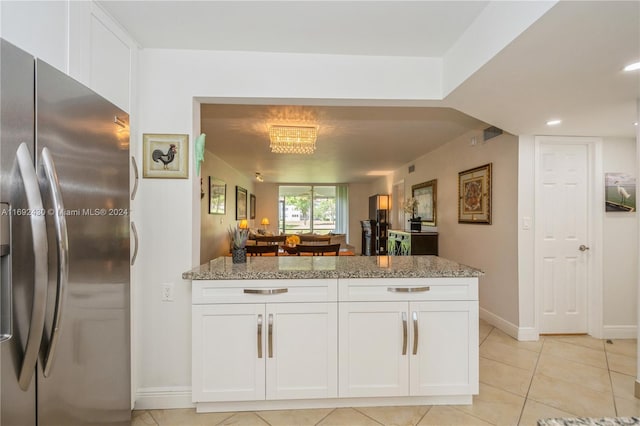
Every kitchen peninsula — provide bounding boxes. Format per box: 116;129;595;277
183;256;482;413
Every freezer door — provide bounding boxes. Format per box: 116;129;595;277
0;39;38;426
34;59;130;425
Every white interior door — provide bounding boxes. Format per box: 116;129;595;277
536;140;592;334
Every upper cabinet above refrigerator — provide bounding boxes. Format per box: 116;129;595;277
0;1;136;113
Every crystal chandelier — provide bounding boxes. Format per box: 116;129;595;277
269;125;318;155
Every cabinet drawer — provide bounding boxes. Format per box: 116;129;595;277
338;278;477;302
193;279;337;304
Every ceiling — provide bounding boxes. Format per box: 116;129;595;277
100;1;639;184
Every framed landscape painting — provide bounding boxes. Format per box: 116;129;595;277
250;194;256;219
605;173;636;212
208;177;226;215
412;179;437;226
458;163;492;224
236;186;247;220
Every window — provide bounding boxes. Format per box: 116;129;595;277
278;185;348;235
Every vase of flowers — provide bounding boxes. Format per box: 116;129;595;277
402;197;422;231
229;225;249;263
402;197;419;220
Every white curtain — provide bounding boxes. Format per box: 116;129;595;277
335;184;349;236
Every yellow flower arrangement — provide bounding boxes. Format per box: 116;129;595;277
285;235;300;246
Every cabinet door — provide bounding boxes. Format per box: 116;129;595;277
192;304;266;402
338;302;409;397
409;301;478;396
266;303;337;400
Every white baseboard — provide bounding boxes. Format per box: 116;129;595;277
135;386;194;410
602;325;637;339
479;307;540;341
480;308;636;341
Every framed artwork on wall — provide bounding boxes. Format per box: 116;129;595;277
208;177;226;215
250;194;256;219
236;186;247;220
142;133;189;178
458;163;492;224
605;173;636;212
412;179;437;226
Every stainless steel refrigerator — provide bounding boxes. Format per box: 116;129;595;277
0;39;131;425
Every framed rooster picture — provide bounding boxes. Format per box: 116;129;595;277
142;133;189;178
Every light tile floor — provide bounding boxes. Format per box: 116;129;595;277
132;320;640;426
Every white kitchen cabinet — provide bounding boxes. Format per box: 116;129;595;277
192;304;265;402
338;301;409;397
266;303;337;400
191;279;338;404
190;275;478;412
338;279;478;398
409;301;478;396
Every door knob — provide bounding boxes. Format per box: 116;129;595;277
579;245;590;252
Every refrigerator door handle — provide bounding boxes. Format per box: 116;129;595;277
39;147;69;377
131;221;139;266
131;156;139;201
0;202;12;342
15;143;48;391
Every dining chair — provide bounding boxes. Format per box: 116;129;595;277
246;245;279;256
299;234;332;244
254;235;286;245
296;243;341;256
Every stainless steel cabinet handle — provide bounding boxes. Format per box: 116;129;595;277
387;287;430;293
412;311;419;355
16;143;48;391
131;221;139;266
131;156;139;201
257;314;263;359
401;312;408;355
268;314;274;358
39;147;69;378
243;288;288;295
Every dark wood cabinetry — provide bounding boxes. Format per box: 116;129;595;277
388;230;438;256
363;195;389;255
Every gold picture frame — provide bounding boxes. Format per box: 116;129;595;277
412;179;437;226
458;163;492;224
142;133;189;178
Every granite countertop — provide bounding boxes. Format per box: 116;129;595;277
182;255;483;281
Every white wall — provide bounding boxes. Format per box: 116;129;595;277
382;131;520;328
518;136;638;339
200;150;255;263
602;138;638;335
135;47;448;408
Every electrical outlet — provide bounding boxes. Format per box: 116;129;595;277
161;283;174;302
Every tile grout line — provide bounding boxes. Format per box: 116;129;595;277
603;340;620;417
254;410;274;426
314;407;337;426
415;405;432;425
516;336;545;425
214;411;241;426
351;407;386;425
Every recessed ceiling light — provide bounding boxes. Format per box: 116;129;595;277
635;122;638;126
546;119;562;126
624;62;640;72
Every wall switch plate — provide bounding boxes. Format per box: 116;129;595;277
522;217;531;230
161;283;174;301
